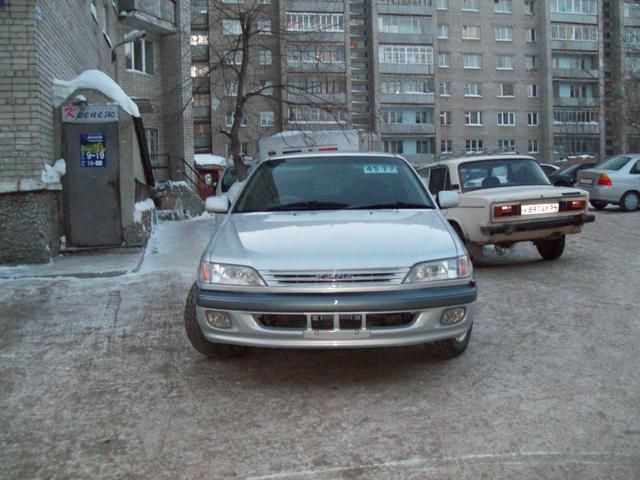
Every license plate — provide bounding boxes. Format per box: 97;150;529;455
521;203;559;215
303;330;371;340
580;178;594;185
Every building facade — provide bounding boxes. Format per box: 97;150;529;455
190;0;637;163
0;0;192;264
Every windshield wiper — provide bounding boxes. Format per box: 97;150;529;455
266;201;349;211
348;201;433;210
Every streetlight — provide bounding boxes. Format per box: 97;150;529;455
111;30;146;63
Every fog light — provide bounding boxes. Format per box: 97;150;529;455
440;307;466;326
206;311;232;329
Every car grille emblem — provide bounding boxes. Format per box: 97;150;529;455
317;273;353;281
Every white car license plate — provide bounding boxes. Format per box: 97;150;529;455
580;178;594;185
521;203;559;215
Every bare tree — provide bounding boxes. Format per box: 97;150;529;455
201;1;352;180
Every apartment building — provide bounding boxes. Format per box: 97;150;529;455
191;0;629;163
0;0;192;263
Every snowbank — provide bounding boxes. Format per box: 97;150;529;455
194;154;227;167
53;70;140;118
41;159;66;185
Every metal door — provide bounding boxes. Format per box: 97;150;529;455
63;123;122;246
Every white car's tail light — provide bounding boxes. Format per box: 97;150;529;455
560;199;587;211
494;204;520;217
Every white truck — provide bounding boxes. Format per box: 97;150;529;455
258;129;360;161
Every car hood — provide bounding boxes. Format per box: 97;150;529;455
460;185;586;203
205;210;458;271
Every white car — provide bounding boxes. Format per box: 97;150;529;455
185;153;477;359
418;155;595;260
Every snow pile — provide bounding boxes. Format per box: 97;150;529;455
41;159;66;185
194;154;227;167
52;70;140;118
134;198;155;224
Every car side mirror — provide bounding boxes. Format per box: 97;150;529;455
205;195;229;213
437;191;459;209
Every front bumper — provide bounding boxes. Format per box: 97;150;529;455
480;213;595;236
195;282;477;349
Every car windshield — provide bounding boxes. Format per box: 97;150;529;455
458;158;551;192
233;156;435;213
597;155;631;171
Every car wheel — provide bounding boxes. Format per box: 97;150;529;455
424;324;472;359
184;282;240;359
620;191;640;212
535;235;565;261
591;200;607;210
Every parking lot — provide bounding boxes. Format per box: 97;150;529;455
1;208;639;479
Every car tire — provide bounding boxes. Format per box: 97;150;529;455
591;200;607;210
535;235;565;261
620;191;640;212
424;324;472;359
184;282;240;359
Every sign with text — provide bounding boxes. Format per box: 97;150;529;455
62;104;118;124
80;133;107;168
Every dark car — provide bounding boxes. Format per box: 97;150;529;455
548;162;597;187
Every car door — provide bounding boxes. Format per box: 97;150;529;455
631;159;640;188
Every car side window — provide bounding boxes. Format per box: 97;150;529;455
631;161;640;174
427;166;450;196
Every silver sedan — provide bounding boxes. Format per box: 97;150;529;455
577;154;640;211
185;153;477;360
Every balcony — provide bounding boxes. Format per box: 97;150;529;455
381;93;435;105
553;97;600;108
119;0;176;34
551;40;598;52
379;32;433;45
287;1;344;12
378;3;433;16
379;63;433;75
192;106;210;119
380;123;435;135
286;31;345;43
550;12;597;25
191;45;209;61
287;92;347;104
286;62;347;73
553;68;599;80
553;123;600;135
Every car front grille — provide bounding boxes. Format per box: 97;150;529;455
255;312;416;330
260;268;410;287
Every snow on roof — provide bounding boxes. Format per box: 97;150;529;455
194;154;227;167
52;69;140;118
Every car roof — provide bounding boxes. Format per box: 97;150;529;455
265;152;405;161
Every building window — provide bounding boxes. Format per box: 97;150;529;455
625;2;640;18
496;55;514;70
289;44;345;64
225;112;247;127
495;26;513;42
146;128;159;156
416;140;433;154
497;139;515;151
464;82;483;97
462;0;479;12
440;111;452;126
527;84;538;98
259;49;272;65
383;110;404;124
224;50;243;65
260;111;274;127
553;109;597;123
439;81;451;96
466;139;484;153
465;111;483;126
497;111;516;126
125;39;154;75
438;53;451;68
379;15;430;35
528;112;539;126
289;106;346;124
190;33;209;45
222;19;242;35
462;25;481;40
551;0;596;15
380;45;434;66
438;24;449;39
526;28;537;42
258;20;272;34
286;12;344;32
495;0;513;13
436;0;448;10
441;139;453;153
415;110;434;124
528;139;539;153
191;64;208;80
525;0;535;14
525;55;538;71
463;54;482;69
498;83;514;97
551;24;597;42
383;140;404;153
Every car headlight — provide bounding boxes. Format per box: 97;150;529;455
404;256;472;283
199;262;266;286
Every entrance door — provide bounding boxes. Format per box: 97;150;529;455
63;123;122;247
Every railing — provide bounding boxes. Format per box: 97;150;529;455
178;157;209;199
